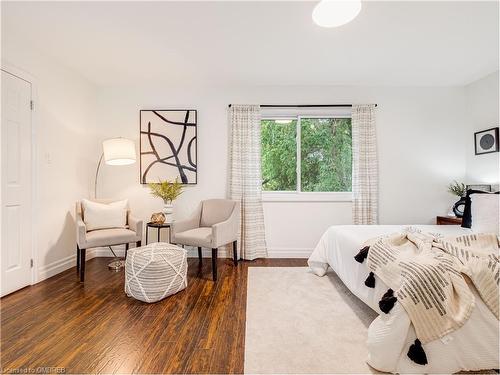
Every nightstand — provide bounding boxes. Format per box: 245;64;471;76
436;216;462;225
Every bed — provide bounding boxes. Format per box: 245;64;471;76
308;225;499;374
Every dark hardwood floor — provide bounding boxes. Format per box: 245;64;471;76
1;256;306;374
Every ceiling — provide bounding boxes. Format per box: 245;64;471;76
2;1;498;87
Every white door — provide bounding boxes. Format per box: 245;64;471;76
1;70;33;297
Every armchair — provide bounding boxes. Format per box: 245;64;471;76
75;199;143;282
171;199;240;281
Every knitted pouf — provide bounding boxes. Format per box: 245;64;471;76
125;242;187;303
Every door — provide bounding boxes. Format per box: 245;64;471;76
1;69;33;297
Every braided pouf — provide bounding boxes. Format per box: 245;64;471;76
125;242;187;303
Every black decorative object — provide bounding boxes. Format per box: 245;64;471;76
452;196;467;218
140;110;197;184
474;127;499;155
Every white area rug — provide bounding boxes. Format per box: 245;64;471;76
244;267;379;374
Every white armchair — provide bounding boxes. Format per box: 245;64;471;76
171;199;240;281
75;199;143;282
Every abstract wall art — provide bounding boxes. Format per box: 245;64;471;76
140;110;197;184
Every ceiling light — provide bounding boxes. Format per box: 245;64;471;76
312;0;362;28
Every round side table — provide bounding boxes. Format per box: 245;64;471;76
146;222;172;244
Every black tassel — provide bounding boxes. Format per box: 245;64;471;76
364;272;375;288
379;288;397;314
407;339;428;365
354;246;370;263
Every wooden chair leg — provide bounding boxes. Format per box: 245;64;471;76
125;243;129;259
232;240;238;266
79;248;86;282
212;248;218;281
136;240;142;248
198;247;202;263
76;245;81;274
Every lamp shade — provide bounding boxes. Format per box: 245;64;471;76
102;138;136;166
312;0;362;28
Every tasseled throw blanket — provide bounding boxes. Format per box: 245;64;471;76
355;231;499;365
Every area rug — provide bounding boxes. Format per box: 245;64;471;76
244;267;378;374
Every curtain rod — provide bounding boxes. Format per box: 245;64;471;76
228;104;377;108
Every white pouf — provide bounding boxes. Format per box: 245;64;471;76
125;242;188;303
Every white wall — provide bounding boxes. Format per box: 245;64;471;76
0;41;479;275
95;85;467;257
465;71;499;185
2;36;98;280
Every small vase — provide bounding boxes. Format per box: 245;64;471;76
452;196;466;218
163;202;174;223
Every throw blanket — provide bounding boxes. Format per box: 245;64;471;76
356;231;499;365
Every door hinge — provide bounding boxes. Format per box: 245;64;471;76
30;259;34;268
30;100;34;111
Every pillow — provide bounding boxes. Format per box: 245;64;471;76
82;199;128;231
470;194;499;234
461;189;499;230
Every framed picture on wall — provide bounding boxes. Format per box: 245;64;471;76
474;127;499;155
140;110;197;184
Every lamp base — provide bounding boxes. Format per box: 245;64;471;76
108;259;125;271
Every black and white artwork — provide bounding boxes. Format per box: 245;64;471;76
474;127;499;155
140;110;197;184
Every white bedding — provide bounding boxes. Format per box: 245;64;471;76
308;225;499;374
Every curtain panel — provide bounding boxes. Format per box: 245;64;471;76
352;104;378;224
228;104;268;260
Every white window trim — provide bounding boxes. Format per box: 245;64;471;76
262;191;353;202
261;108;352;201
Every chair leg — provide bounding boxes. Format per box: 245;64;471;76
125;243;129;259
136;240;142;248
233;241;238;266
212;248;218;281
76;245;81;274
198;247;202;263
79;248;86;282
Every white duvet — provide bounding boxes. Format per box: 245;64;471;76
308;225;499;374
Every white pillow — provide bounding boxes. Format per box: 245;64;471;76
470;194;499;235
82;199;128;231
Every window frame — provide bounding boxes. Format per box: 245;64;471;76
260;108;353;202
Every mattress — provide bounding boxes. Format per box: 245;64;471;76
308;225;499;373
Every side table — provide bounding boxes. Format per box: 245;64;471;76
146;222;172;244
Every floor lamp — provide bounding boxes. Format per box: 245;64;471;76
94;137;136;198
94;137;136;270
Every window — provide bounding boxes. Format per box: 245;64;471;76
261;119;297;191
261;111;352;200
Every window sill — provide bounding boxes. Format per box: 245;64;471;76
262;192;353;202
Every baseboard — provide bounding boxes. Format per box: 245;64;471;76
266;247;313;258
186;246;231;258
87;247;126;259
35;245;311;283
189;247;313;258
37;254;75;282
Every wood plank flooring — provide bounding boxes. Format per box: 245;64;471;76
1;257;306;374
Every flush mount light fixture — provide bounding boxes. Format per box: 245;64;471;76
312;0;362;28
